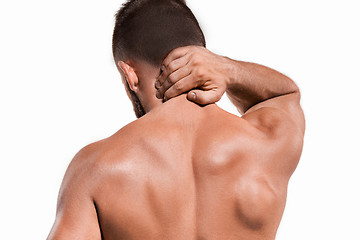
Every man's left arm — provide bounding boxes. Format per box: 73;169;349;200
47;147;101;240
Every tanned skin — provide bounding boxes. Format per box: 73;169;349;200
48;46;305;240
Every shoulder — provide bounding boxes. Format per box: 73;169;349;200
58;141;106;200
238;93;305;164
242;93;305;137
61;121;141;190
67;118;154;180
209;106;304;179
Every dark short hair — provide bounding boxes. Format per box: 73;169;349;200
112;0;206;66
112;0;206;118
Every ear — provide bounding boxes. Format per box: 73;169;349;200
118;61;139;92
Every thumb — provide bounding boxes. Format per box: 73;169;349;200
187;89;221;105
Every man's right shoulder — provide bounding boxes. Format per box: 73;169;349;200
71;119;148;171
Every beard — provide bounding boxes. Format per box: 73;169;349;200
125;82;146;118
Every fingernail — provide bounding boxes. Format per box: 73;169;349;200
190;92;196;100
155;81;160;89
156;91;161;99
161;65;165;71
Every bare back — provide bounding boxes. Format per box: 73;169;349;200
57;95;303;240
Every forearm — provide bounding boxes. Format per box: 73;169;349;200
224;58;299;114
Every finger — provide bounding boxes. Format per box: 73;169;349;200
156;65;191;99
155;65;167;89
163;74;197;101
187;89;223;105
162;46;192;67
156;53;190;89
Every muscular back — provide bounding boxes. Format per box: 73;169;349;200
49;94;303;240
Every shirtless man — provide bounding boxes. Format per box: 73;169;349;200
48;0;305;239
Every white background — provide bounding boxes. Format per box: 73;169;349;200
1;0;359;239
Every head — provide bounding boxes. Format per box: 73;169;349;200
112;0;206;118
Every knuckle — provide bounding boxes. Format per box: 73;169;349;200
189;52;195;60
163;60;170;69
193;57;201;67
157;73;164;82
193;51;201;59
195;77;202;85
164;91;172;100
213;90;222;102
171;48;180;56
168;62;176;72
167;74;176;84
214;93;221;102
195;68;204;78
174;82;183;91
160;76;167;85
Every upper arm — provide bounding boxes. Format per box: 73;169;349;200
242;91;305;136
241;92;305;176
47;147;102;240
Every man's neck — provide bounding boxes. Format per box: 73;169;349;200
152;94;197;112
146;93;218;123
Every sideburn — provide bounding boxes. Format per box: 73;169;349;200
125;81;146;118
